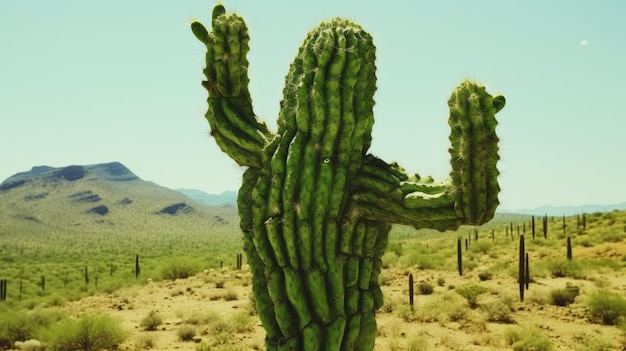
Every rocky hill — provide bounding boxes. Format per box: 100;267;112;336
0;162;239;237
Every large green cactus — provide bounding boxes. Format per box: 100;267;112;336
191;5;505;350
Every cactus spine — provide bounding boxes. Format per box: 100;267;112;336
192;5;505;350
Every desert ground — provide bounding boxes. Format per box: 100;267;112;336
57;236;626;351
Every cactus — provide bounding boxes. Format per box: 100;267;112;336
519;234;525;302
192;5;505;350
0;279;6;301
525;253;530;290
408;274;414;311
567;237;573;260
457;238;463;276
135;254;140;279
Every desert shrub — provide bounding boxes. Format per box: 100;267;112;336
1;313;38;343
504;325;552;351
417;281;434;295
0;309;63;344
478;271;493;281
185;310;220;325
436;276;445;286
381;251;399;268
469;240;493;254
134;334;156;350
405;335;428;351
545;259;581;278
139;311;163;331
549;284;579;306
47;314;127;351
231;312;255;333
455;284;486;309
223;287;239;301
177;325;196;341
408;292;467;323
587;290;626;325
481;300;514;323
160;258;200;280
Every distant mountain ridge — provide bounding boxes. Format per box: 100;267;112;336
499;202;626;217
0;162;138;190
176;189;237;207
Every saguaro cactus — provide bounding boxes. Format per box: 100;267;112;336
192;5;505;350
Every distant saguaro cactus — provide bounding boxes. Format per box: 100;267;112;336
192;5;505;350
408;274;414;311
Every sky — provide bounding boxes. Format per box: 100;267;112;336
1;0;625;211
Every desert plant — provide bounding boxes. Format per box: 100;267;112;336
519;234;525;302
587;290;626;325
416;281;434;295
134;334;156;350
231;311;255;333
545;259;581;278
504;325;552;351
549;283;579;306
482;299;514;323
160;258;200;280
190;4;505;349
135;254;140;279
457;237;463;276
177;325;196;341
408;274;414;310
567;237;573;260
478;271;493;281
455;284;486;309
47;314;127;351
139;311;163;331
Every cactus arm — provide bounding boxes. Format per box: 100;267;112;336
191;6;272;168
354;81;505;230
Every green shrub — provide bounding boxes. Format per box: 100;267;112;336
478;271;493;281
177;325;196;341
481;300;514;323
47;314;127;351
504;325;552;351
405;335;428;351
417;282;434;295
455;284;486;309
587;291;626;325
160;258;200;280
231;312;255;333
549;284;579;306
135;334;156;350
139;311;163;331
546;259;581;278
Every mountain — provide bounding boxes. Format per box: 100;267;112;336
0;162;238;237
498;202;626;217
176;189;237;207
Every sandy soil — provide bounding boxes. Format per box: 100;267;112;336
58;246;626;351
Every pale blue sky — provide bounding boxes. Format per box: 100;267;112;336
1;1;625;211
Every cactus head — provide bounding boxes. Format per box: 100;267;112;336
278;18;376;174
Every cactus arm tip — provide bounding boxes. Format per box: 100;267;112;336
193;5;274;168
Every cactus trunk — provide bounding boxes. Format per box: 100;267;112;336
192;5;505;350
